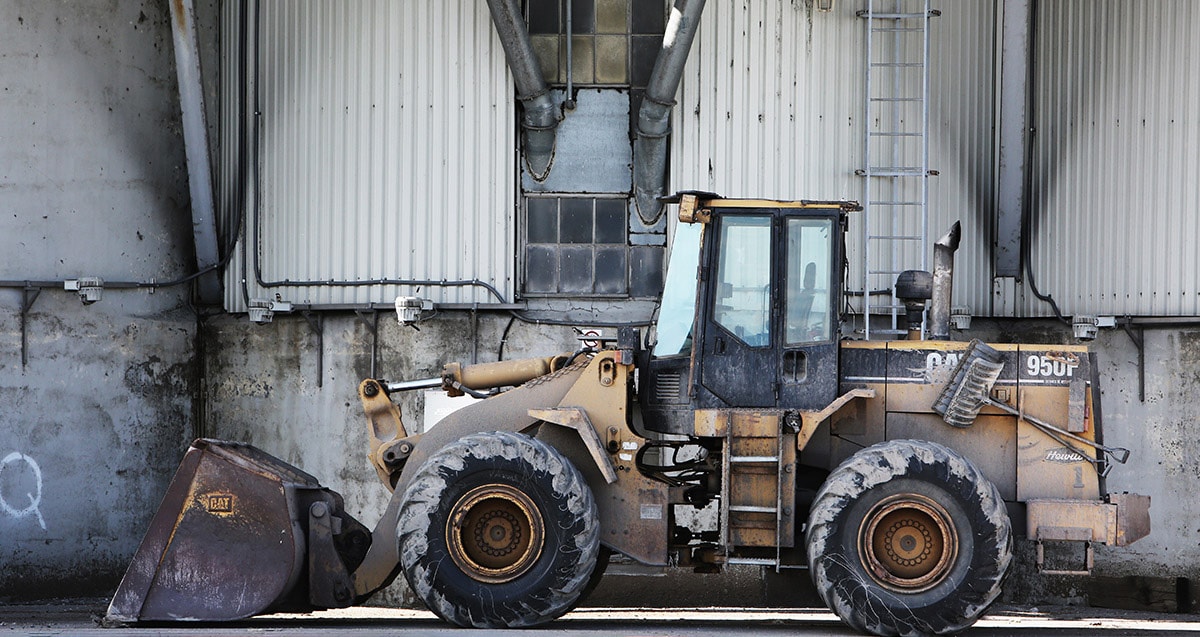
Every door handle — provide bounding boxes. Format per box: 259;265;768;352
715;336;726;354
783;350;807;382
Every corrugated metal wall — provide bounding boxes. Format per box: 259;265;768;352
668;1;997;318
221;0;516;311
217;0;1200;319
1029;0;1200;317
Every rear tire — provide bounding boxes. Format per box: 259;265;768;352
397;431;599;628
805;439;1011;636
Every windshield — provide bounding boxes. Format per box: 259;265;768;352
652;222;703;357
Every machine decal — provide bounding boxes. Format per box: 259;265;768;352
1044;448;1089;464
1024;352;1080;379
204;493;235;514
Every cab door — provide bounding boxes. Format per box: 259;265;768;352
699;214;777;407
777;215;840;410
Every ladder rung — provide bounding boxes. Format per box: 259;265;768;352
868;269;904;275
872;27;924;32
730;505;777;514
866;328;910;335
731;456;779;463
871;62;925;68
870;132;924;137
868;235;923;241
871;200;924;206
866;167;928;176
870;97;924;102
860;12;935;19
727;557;778;566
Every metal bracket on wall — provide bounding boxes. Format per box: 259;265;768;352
1120;321;1145;403
353;310;379;378
302;311;325;388
20;286;41;368
470;305;479;365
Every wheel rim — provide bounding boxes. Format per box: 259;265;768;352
447;484;544;584
859;493;958;593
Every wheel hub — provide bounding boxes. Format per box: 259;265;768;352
859;493;957;592
447;484;544;584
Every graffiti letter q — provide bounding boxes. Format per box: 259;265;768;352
0;452;46;530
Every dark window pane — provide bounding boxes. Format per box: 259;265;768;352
632;1;666;34
631;245;665;298
560;198;594;243
630;36;660;88
560;246;594;293
595;247;628;294
528;0;560;34
595;35;628;83
527;198;559;243
570;35;595;84
526;245;558;293
531;35;561;84
571;0;596;33
596;0;627;33
595;199;626;243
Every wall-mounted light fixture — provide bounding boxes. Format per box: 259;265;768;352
1072;315;1115;340
395;296;433;327
950;306;972;330
815;0;835;12
248;298;293;325
64;277;104;304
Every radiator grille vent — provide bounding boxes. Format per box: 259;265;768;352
655;371;684;404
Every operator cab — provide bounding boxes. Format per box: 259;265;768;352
640;194;859;435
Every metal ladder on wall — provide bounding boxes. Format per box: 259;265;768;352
857;0;940;339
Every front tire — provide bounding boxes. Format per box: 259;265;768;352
397;431;600;628
805;439;1011;636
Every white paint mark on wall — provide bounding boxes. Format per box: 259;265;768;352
0;452;46;530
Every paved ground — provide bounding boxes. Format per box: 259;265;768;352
2;600;1200;636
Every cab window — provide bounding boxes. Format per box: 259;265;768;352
712;216;772;347
785;218;834;344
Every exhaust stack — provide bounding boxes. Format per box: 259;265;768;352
930;221;961;340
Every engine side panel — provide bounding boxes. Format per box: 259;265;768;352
836;340;1101;503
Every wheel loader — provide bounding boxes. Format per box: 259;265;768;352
108;193;1151;636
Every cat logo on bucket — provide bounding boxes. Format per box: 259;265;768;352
204;493;235;514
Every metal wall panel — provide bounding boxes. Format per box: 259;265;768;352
1028;0;1200;317
668;1;997;318
222;0;516;311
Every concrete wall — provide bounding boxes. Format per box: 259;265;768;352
200;311;582;605
952;319;1200;609
201;311;1200;609
0;0;199;597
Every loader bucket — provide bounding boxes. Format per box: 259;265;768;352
107;439;363;622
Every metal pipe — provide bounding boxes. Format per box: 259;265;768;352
486;0;560;181
168;0;223;303
633;0;707;224
564;0;575;109
930;221;960;340
384;377;444;393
